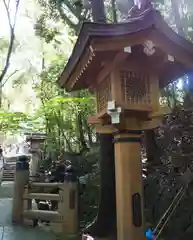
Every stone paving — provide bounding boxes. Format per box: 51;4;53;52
0;182;55;240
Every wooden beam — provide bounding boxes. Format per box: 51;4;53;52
112;51;130;67
140;119;162;130
91;29;152;52
87;116;102;125
67;47;94;90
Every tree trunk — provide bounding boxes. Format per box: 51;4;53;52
84;133;117;238
144;130;160;164
84;1;116;238
111;0;117;23
91;0;106;22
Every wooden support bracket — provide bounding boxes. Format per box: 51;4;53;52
150;106;171;118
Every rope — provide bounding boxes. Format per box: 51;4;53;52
153;187;184;233
155;188;186;239
153;186;186;239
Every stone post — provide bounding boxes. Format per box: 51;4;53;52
12;155;29;224
25;133;46;180
58;165;78;236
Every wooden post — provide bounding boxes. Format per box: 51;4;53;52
58;181;78;236
23;185;32;210
12;155;29;224
114;130;145;240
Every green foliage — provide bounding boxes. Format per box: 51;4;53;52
0;38;10;52
31;56;96;160
34;14;61;43
0;110;29;133
35;0;86;36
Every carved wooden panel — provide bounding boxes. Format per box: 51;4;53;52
120;70;151;105
97;75;112;112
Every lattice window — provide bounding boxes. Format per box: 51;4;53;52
97;75;112;112
120;70;151;105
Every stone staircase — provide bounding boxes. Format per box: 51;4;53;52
2;169;15;182
2;157;16;182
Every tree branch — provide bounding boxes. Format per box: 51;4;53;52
0;69;19;88
0;0;20;83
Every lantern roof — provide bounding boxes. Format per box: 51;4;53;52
58;8;193;91
25;132;46;142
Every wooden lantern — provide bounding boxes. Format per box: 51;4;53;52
58;9;193;133
58;8;193;240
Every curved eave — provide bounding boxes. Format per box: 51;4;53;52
58;8;193;90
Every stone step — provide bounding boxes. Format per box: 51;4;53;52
2;176;14;179
2;173;15;175
3;169;15;172
4;163;16;166
2;173;14;175
5;161;16;164
3;171;15;173
2;173;14;176
2;180;14;182
3;176;15;178
3;173;15;176
4;169;16;172
2;170;15;181
1;164;16;181
2;176;14;180
5;162;16;165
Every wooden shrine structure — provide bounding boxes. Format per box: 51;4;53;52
58;6;193;240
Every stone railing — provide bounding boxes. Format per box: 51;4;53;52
12;155;79;237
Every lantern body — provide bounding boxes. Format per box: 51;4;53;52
94;57;160;121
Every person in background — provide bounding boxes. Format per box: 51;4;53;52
55;161;66;182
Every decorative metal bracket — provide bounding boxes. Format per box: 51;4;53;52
107;100;122;124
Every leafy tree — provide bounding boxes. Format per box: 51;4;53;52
33;55;96;160
0;110;30;134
